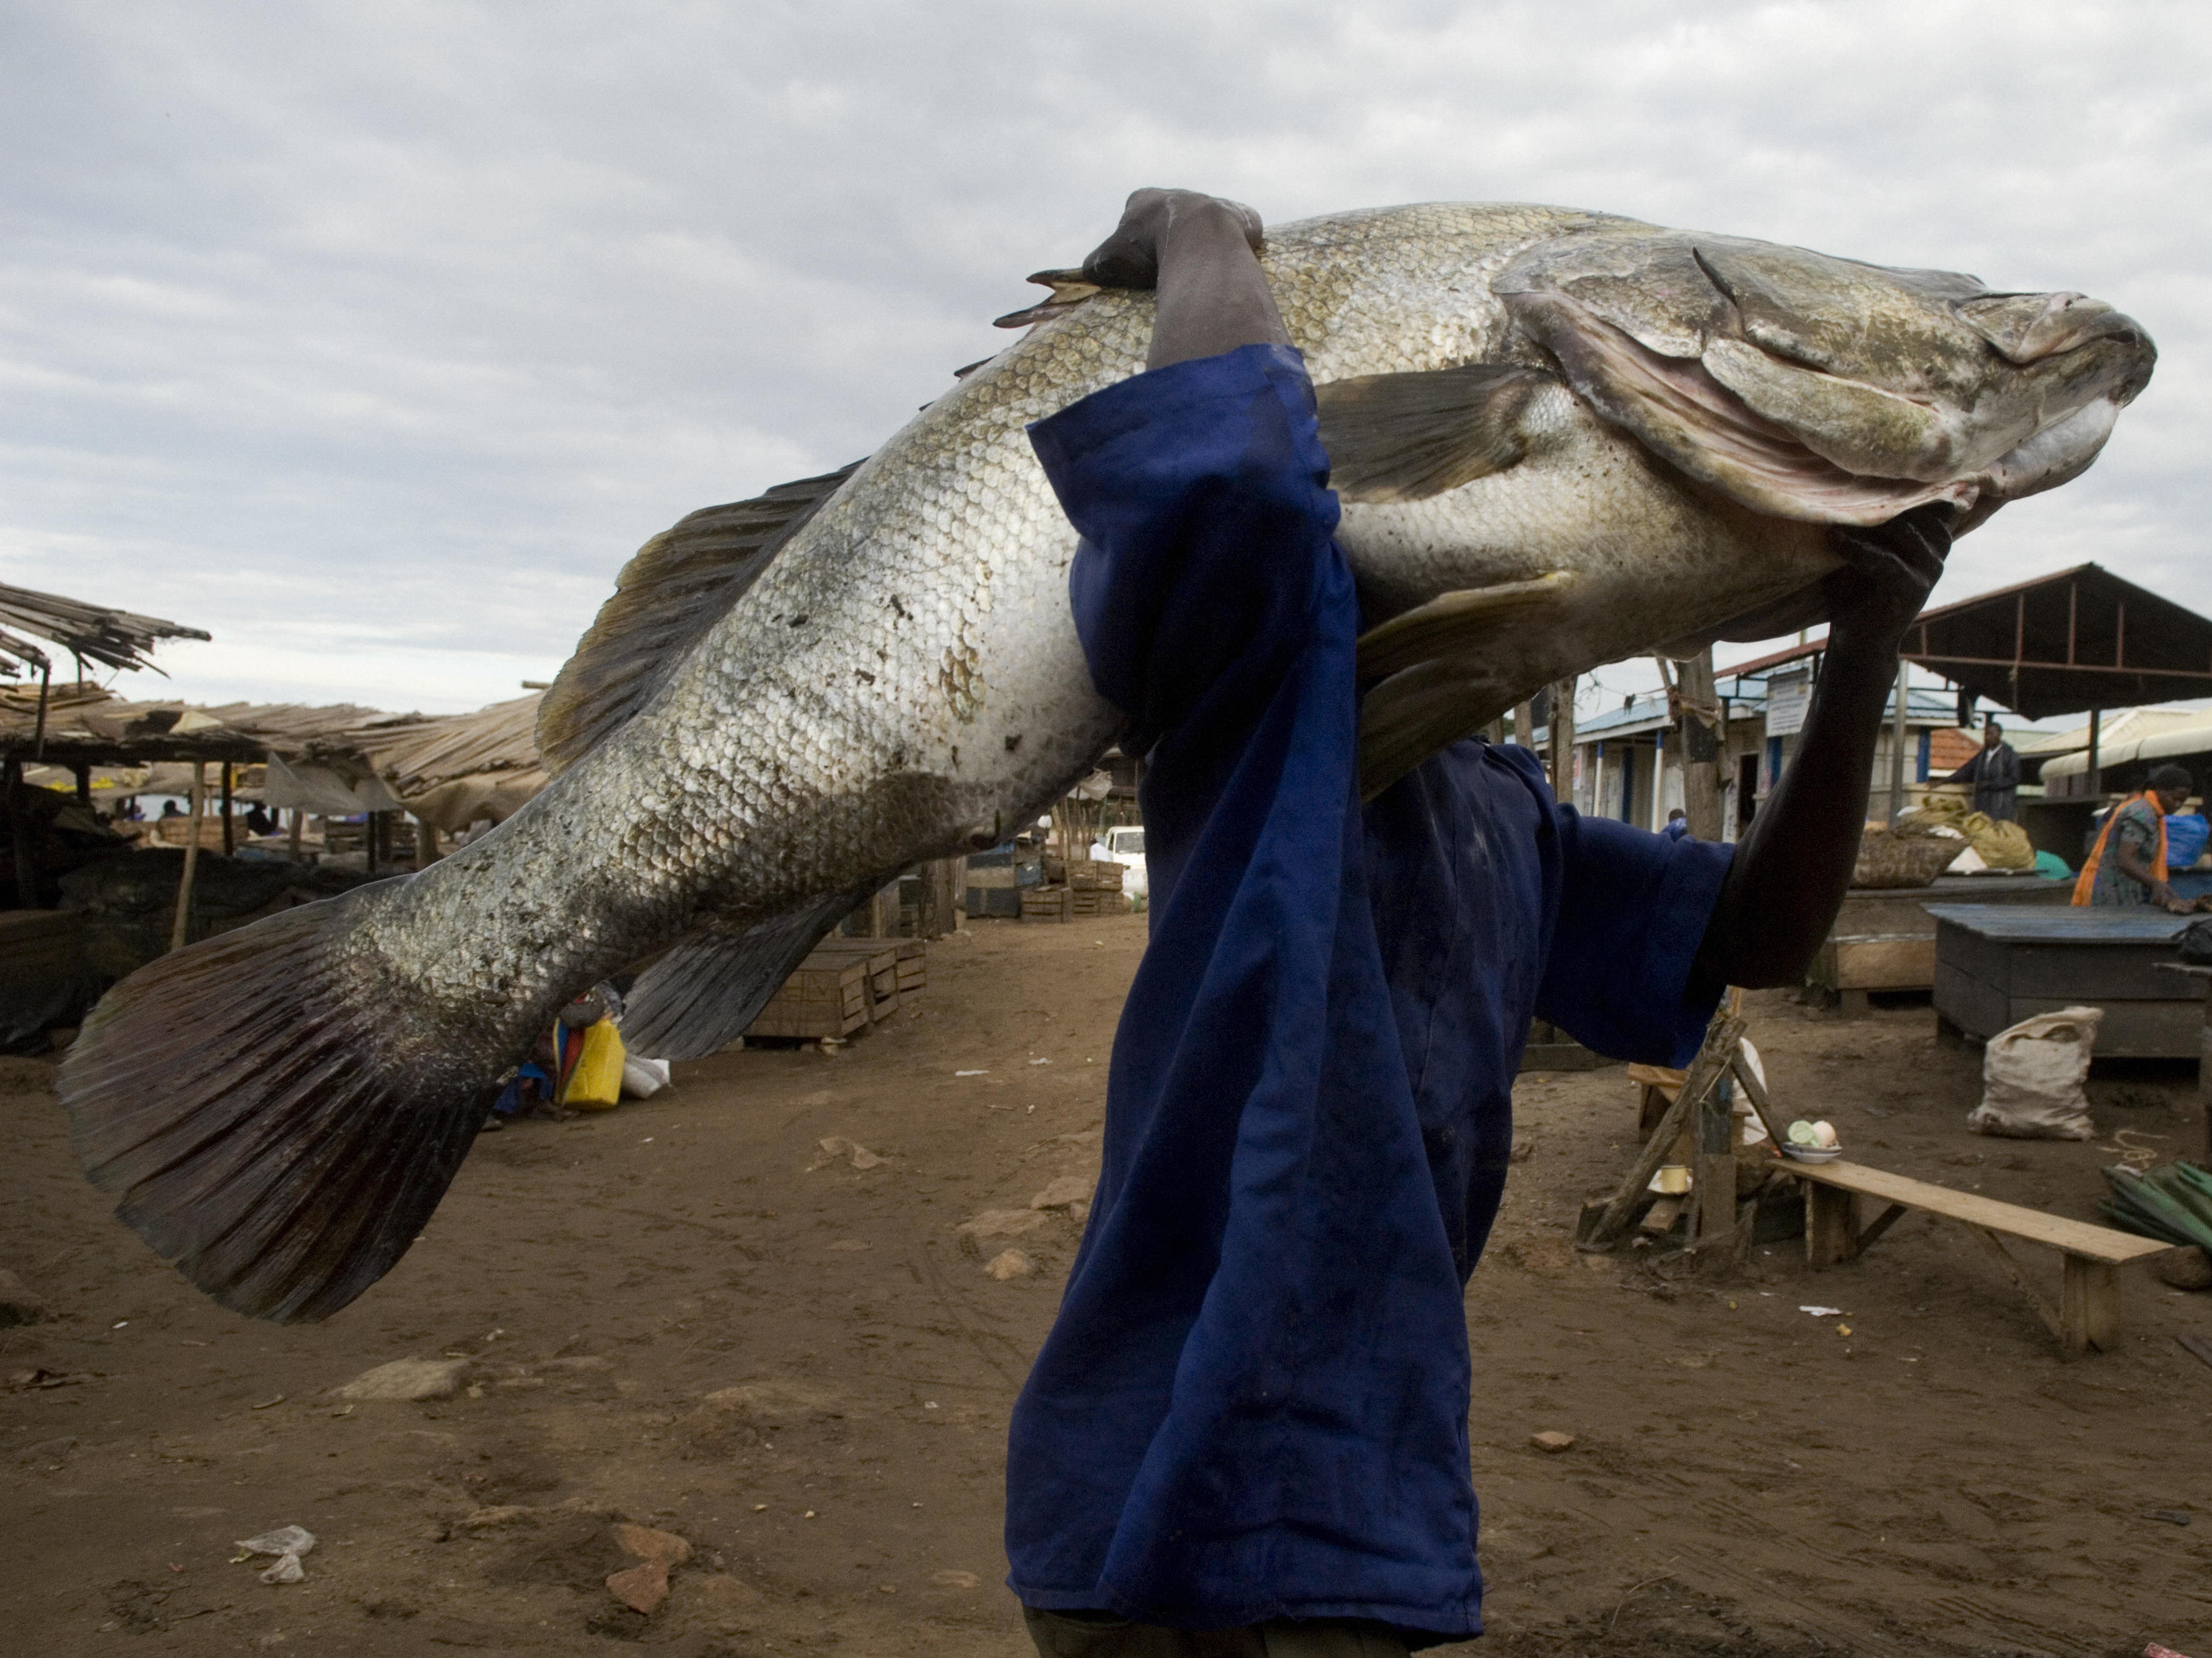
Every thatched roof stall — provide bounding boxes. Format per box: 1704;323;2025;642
317;694;548;834
0;683;387;772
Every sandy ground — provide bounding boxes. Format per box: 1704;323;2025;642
5;914;2212;1657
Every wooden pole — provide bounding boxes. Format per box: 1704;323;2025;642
1548;676;1576;803
1677;648;1724;840
288;809;303;861
72;763;92;808
1886;659;1910;823
2086;707;2102;798
219;762;234;855
5;757;35;909
1511;698;1535;749
170;761;206;951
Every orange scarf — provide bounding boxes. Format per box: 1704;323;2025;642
2071;792;2167;905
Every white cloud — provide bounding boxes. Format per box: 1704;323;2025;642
3;0;2208;712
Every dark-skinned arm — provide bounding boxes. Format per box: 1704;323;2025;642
1690;507;1954;990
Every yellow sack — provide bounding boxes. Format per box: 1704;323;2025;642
1968;815;2036;871
561;1018;626;1109
1900;794;2035;871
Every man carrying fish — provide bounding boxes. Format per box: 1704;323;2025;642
1005;190;1951;1656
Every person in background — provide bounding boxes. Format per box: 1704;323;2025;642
2074;764;2198;912
1663;808;1692;842
159;800;183;818
244;802;276;836
1945;718;2020;821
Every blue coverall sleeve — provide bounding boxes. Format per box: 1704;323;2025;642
1027;343;1340;751
1536;808;1734;1068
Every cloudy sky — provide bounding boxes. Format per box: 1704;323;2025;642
4;1;2208;717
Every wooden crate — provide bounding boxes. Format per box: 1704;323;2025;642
1066;858;1124;892
890;938;926;994
1069;889;1127;917
745;953;871;1039
809;940;901;1016
1022;885;1073;922
1810;933;1939;1014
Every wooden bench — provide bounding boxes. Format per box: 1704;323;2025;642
1779;1158;2177;1356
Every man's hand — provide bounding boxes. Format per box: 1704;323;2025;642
1821;503;1952;653
1078;189;1265;292
1077;188;1287;370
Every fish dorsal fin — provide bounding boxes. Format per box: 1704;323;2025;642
537;461;863;774
1355;572;1578;799
1315;364;1555;503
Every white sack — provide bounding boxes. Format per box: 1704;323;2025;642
621;1055;672;1099
1969;1006;2101;1140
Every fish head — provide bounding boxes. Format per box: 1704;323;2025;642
1492;226;2156;530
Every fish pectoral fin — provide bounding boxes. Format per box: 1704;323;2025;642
620;890;870;1062
1356;573;1576;683
1354;572;1578;801
993;268;1104;329
1314;363;1557;503
536;461;864;775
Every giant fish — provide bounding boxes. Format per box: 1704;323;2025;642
58;202;2155;1320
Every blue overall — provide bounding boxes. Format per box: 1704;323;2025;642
1007;344;1731;1641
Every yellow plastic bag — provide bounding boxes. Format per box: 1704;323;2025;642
560;1019;626;1110
1901;795;2036;871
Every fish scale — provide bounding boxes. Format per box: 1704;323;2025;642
56;199;2154;1321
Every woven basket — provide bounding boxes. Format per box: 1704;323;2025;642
1851;828;1965;889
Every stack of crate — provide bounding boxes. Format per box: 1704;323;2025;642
743;937;927;1042
1066;858;1127;917
1021;884;1073;922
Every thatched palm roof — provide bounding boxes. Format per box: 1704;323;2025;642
0;582;208;676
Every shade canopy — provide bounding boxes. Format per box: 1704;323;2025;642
1900;563;2212;720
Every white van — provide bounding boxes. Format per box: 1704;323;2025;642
1090;825;1148;900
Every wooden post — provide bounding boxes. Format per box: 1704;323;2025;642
170;761;206;951
288;809;303;861
5;757;35;908
1695;1071;1737;1242
220;762;234;855
1886;658;1910;824
72;763;92;807
1677;648;1723;841
1548;676;1576;803
366;810;381;876
1804;1182;1858;1267
2086;707;2102;798
1511;698;1535;749
412;813;439;870
2061;1255;2120;1355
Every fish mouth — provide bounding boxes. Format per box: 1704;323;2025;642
1497;231;2156;533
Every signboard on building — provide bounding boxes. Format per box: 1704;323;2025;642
1765;668;1812;737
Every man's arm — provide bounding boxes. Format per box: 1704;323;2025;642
1690;507;1952;989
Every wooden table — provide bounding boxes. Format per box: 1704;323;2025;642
1811;872;2073;1015
1930;905;2202;1056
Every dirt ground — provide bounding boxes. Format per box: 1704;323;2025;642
6;915;2212;1658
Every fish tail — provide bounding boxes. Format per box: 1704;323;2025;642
58;884;505;1323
